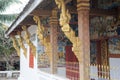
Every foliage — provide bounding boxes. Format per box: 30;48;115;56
0;0;21;12
0;14;17;23
0;26;16;70
0;0;21;70
0;0;21;23
0;0;21;55
0;26;15;55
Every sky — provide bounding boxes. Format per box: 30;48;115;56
3;0;29;14
2;0;29;27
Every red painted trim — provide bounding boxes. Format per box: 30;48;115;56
29;48;34;68
109;54;120;58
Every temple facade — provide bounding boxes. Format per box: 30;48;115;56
5;0;120;80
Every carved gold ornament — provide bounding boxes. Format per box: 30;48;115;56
17;31;27;58
22;26;36;58
33;16;52;61
11;36;20;56
55;0;81;62
33;16;44;45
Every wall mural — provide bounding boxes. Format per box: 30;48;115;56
97;0;120;9
90;16;117;39
58;42;65;61
90;41;97;64
108;38;120;54
37;34;50;68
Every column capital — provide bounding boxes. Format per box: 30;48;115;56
77;0;90;11
49;9;59;25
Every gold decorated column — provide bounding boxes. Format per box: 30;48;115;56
77;0;90;80
49;9;58;74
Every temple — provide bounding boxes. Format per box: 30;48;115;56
5;0;120;80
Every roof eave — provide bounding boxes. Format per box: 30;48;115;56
5;0;43;37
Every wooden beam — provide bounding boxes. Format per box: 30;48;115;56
67;6;77;14
10;25;31;36
20;16;36;25
30;9;52;16
90;0;98;8
67;6;117;16
21;7;117;26
68;7;117;16
90;8;117;16
30;1;117;16
65;0;72;4
29;0;72;16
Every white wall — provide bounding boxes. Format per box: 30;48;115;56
109;58;120;80
18;25;69;80
90;58;120;80
18;25;39;80
90;66;98;80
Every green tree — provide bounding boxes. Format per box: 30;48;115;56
0;26;16;70
0;0;21;70
0;0;21;23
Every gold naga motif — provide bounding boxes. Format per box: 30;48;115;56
17;31;27;58
22;26;36;58
11;36;20;56
33;16;52;61
33;16;44;45
55;0;81;62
